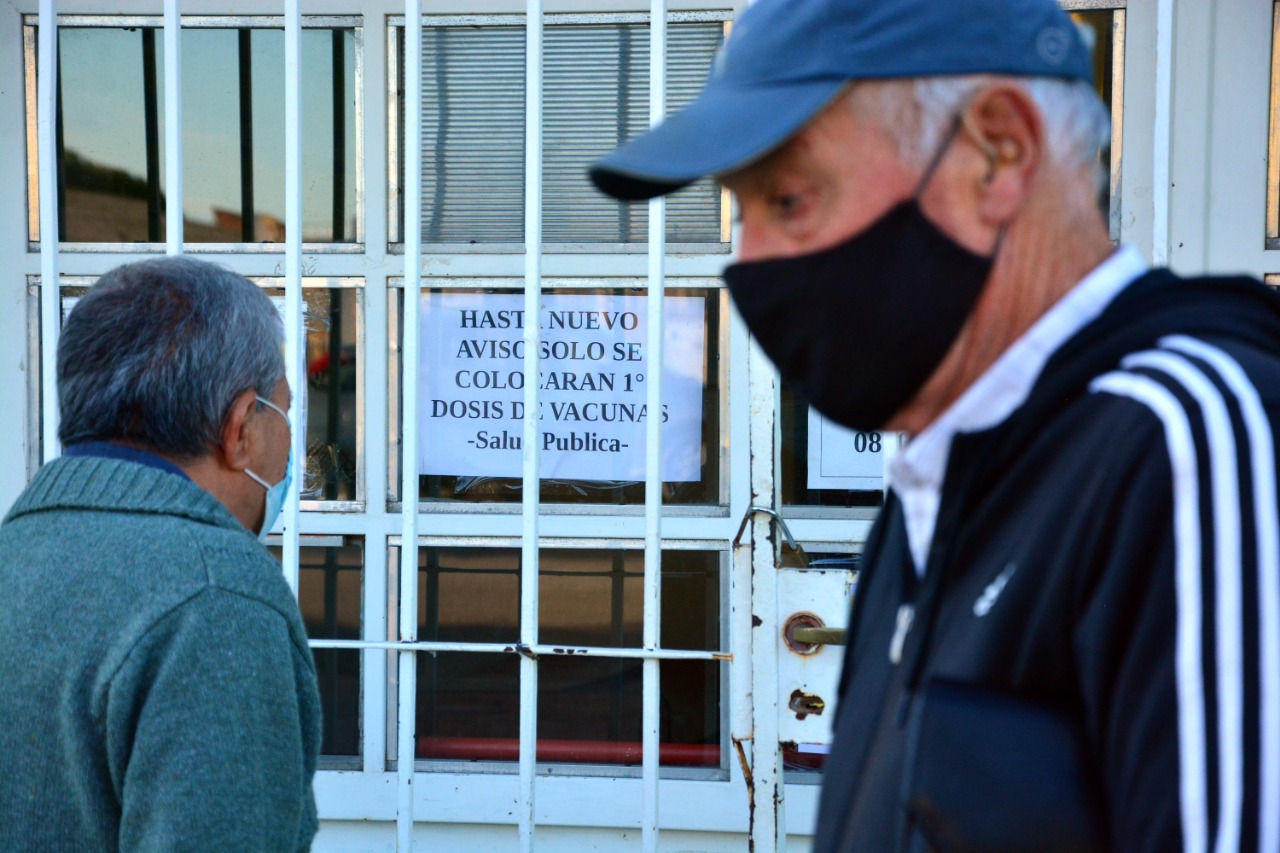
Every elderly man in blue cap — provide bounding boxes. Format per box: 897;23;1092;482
594;1;1280;851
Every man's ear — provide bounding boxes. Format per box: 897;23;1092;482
215;388;260;472
960;84;1043;225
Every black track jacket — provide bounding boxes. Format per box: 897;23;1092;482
814;269;1280;852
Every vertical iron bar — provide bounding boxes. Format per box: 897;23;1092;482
323;549;339;637
238;29;255;242
610;550;626;742
400;0;425;848
332;29;346;242
37;0;60;463
141;29;162;243
427;28;448;242
326;290;343;500
395;29;406;244
163;0;183;253
520;2;544;850
321;548;340;745
425;548;441;737
54;33;65;240
642;4;666;849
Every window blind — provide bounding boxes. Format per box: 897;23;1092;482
419;20;724;245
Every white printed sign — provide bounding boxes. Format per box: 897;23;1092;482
806;409;898;491
419;292;706;481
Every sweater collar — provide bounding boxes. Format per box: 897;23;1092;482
62;441;191;482
5;455;245;534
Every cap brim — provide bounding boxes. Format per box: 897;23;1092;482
589;77;847;201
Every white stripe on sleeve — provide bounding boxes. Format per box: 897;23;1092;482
1122;349;1244;853
1162;335;1280;853
1091;369;1209;853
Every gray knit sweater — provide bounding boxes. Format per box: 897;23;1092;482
0;456;321;852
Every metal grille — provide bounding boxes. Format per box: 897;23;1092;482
25;3;753;852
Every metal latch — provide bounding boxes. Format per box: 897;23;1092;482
732;505;809;568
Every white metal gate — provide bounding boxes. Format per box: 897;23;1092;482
20;2;776;850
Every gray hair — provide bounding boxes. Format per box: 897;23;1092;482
57;256;285;458
849;75;1110;190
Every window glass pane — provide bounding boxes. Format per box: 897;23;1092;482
780;388;885;509
27;24;357;244
1070;9;1121;236
391;546;723;768
263;281;363;504
398;19;725;245
390;283;727;507
46;27;158;243
272;538;364;760
419;25;524;243
533;658;719;767
541;22;723;244
539;549;718;650
414;652;521;762
304;287;361;502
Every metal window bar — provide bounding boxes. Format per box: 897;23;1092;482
55;37;65;241
282;0;304;597
38;0;59;463
142;29;163;243
520;2;544;851
400;0;424;849
332;30;346;243
643;3;666;851
163;0;182;253
311;639;727;660
322;289;345;501
239;30;255;243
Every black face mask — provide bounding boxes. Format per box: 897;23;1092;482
723;121;996;431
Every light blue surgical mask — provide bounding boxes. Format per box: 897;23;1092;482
245;395;292;542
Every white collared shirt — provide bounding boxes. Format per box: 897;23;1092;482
885;244;1149;575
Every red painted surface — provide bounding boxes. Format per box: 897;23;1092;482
417;736;719;767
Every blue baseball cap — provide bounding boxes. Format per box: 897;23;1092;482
590;0;1093;200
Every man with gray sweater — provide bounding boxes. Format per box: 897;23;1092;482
0;257;321;851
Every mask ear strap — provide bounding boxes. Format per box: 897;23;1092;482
913;114;965;198
991;223;1008;258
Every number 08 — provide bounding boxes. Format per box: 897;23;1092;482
853;432;882;454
